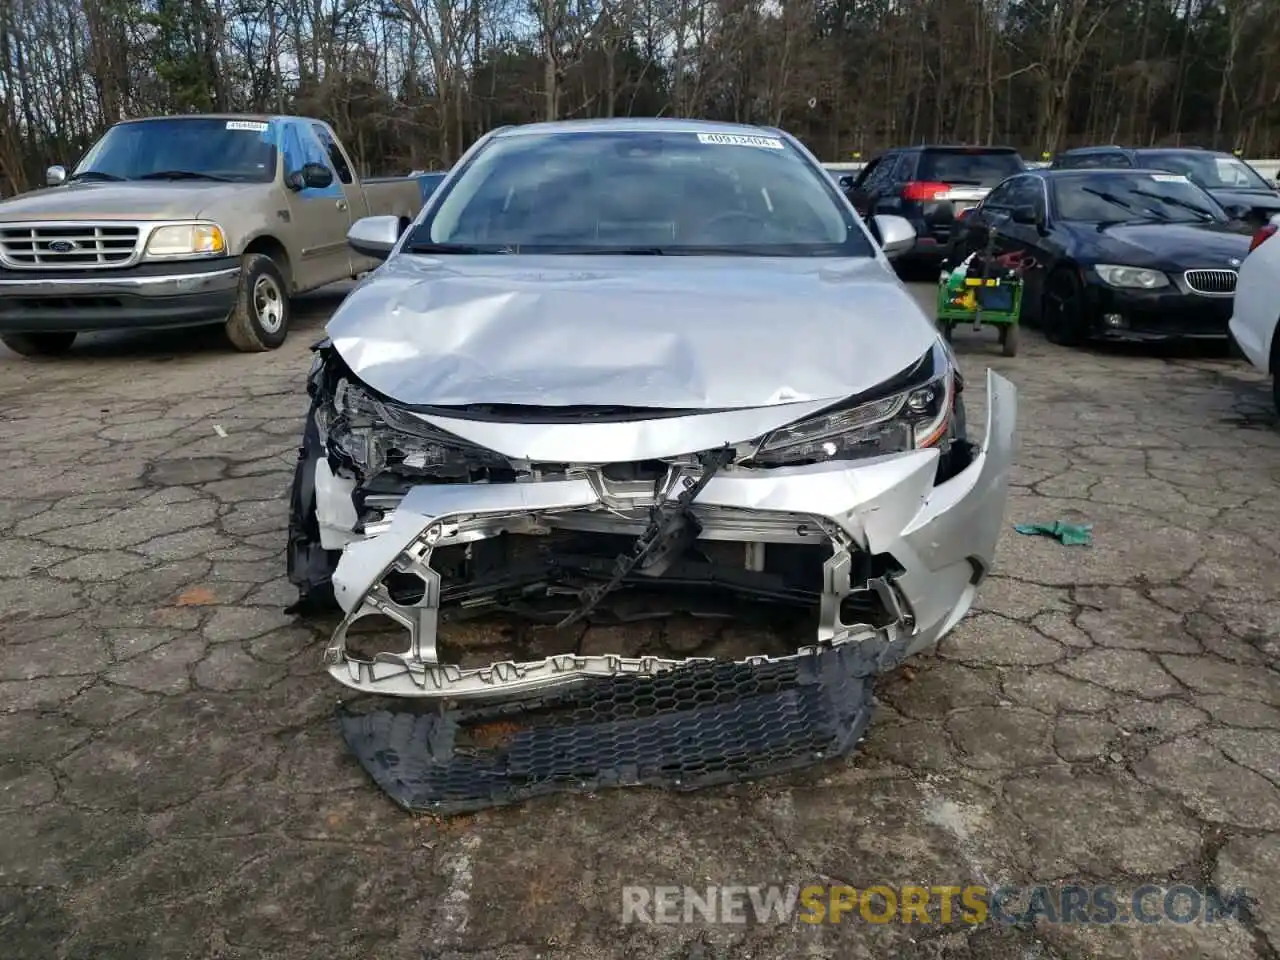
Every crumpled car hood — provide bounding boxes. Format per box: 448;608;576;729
326;254;940;410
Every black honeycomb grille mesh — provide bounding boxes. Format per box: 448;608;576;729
338;640;885;815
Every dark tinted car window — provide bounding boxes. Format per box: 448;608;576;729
982;181;1017;208
1056;152;1130;170
861;154;895;191
311;124;353;184
918;150;1025;186
1003;177;1042;210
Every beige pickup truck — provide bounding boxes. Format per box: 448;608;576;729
0;114;441;356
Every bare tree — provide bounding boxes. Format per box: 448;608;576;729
3;0;1280;196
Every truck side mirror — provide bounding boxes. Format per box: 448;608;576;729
286;162;334;191
46;165;67;186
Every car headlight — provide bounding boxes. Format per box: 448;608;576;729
1095;264;1169;289
145;222;226;258
751;341;955;466
323;378;507;475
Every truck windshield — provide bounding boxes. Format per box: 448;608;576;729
412;128;873;256
72;119;277;183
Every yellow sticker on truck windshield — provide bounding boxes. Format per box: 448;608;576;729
696;133;785;149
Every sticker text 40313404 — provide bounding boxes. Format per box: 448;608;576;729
696;133;784;150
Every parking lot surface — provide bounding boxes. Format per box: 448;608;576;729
3;284;1280;960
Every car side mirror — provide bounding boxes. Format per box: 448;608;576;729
286;162;334;191
347;215;404;261
1223;203;1250;221
1010;205;1041;228
871;214;916;260
45;165;67;186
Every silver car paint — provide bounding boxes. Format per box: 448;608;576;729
326;254;939;410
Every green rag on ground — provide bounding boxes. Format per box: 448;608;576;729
1013;521;1093;546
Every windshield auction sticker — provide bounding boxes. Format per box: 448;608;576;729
696;133;784;149
226;120;270;132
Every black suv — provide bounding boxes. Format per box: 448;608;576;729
1050;146;1280;227
843;145;1028;270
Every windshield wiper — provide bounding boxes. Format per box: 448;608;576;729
1128;188;1216;221
136;170;234;182
1080;186;1141;214
66;170;124;183
1094;218;1150;232
1079;186;1170;224
569;247;666;255
407;242;511;255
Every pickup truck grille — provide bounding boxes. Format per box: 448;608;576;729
0;223;140;269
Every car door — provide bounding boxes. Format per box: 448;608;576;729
850;153;901;217
957;176;1050;316
311;123;373;274
279;122;355;290
847;156;885;216
872;152;912;216
956;176;1019;260
1003;177;1054;307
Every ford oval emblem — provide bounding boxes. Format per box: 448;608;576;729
48;240;77;253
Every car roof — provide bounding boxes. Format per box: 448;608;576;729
1030;167;1201;180
1133;146;1229;157
1057;145;1222;157
890;144;1021;153
490;117;786;139
1056;145;1131;155
122;113;296;124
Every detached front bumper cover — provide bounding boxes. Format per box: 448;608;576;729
339;639;884;815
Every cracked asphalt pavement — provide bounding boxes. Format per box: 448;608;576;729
3;282;1280;960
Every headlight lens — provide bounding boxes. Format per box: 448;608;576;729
1095;264;1168;289
751;342;955;466
323;378;507;475
145;222;226;258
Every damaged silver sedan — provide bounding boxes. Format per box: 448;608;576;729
286;118;1017;706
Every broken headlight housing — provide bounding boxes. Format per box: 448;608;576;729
317;377;508;477
751;340;955;466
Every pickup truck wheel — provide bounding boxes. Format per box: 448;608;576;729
225;254;290;352
1;332;77;357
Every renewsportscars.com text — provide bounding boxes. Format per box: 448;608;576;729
621;884;1252;926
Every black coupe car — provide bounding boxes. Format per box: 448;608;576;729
953;168;1255;345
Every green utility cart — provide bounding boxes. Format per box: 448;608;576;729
936;266;1024;357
